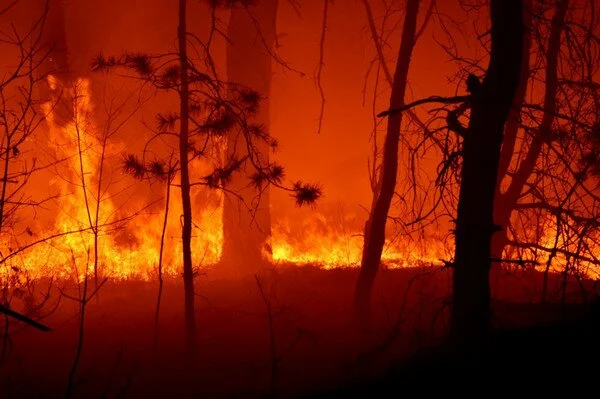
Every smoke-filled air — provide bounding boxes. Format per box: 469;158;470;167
1;0;600;397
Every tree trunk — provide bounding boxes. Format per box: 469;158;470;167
154;173;172;347
40;0;73;126
221;0;278;274
178;0;196;354
489;0;532;294
450;0;524;347
492;0;567;273
353;0;420;331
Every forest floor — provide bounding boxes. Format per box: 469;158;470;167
0;264;598;398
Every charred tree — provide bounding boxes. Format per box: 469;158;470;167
450;0;524;346
491;1;567;276
178;0;196;353
353;0;420;330
490;0;533;264
222;0;278;273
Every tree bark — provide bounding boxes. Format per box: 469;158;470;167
450;0;524;346
221;0;278;274
40;0;73;126
178;0;196;353
353;0;420;331
492;0;567;270
489;0;532;294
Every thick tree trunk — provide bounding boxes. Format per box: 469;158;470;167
40;0;73;126
450;0;523;347
42;0;70;75
178;0;196;353
489;0;532;293
221;1;278;274
353;0;420;330
492;0;567;272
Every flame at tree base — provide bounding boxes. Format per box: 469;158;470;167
1;77;223;281
0;76;595;283
0;76;451;282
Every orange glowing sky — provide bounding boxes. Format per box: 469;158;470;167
51;0;464;213
0;1;491;276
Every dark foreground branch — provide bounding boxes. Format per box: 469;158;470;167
0;304;51;332
377;95;470;117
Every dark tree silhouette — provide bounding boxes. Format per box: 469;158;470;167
93;0;320;355
0;0;67;368
387;0;600;300
433;0;600;302
449;0;524;345
491;0;568;293
0;304;51;332
491;0;533;265
177;0;196;353
353;0;421;332
221;0;278;274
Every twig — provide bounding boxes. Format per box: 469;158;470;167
66;251;90;399
254;274;277;397
315;0;329;134
154;168;173;348
377;95;470;117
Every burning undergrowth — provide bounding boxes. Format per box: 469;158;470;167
0;75;454;282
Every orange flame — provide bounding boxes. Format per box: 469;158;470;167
9;76;589;282
0;76;455;281
7;77;223;281
271;215;451;268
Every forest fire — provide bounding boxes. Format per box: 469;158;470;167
1;74;449;281
10;74;593;281
271;215;451;268
2;0;600;398
9;76;224;280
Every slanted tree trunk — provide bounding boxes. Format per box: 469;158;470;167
489;0;532;294
178;0;196;353
450;0;524;346
490;1;532;257
491;0;567;268
222;0;278;274
353;0;420;331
